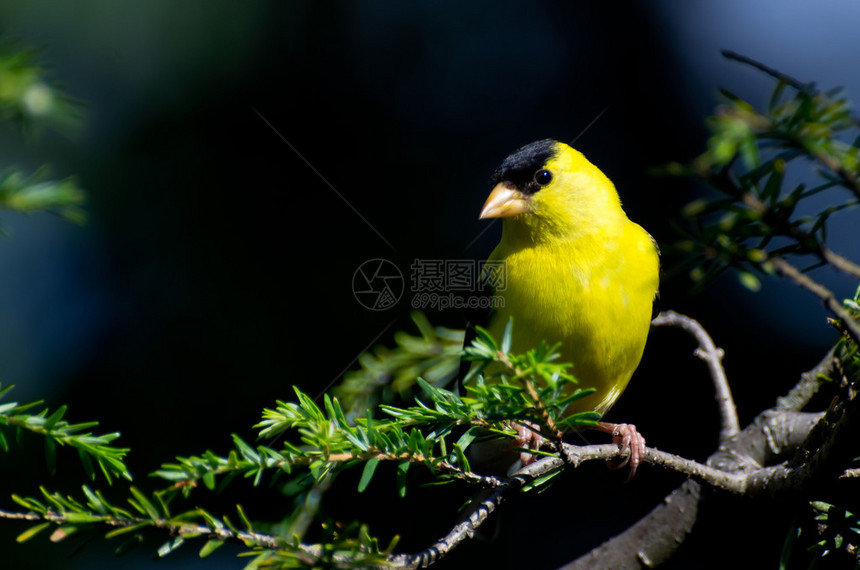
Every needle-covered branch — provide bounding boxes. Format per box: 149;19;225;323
668;53;860;293
155;325;598;504
334;311;465;418
0;415;834;570
0;384;131;483
1;306;857;569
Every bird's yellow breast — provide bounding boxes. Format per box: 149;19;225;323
488;220;657;415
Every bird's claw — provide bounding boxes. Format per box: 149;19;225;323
511;421;544;469
598;422;645;478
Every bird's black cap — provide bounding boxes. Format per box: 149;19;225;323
489;139;558;195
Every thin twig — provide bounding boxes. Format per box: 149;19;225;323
721;50;811;92
722;49;859;130
742;193;860;281
810;151;860;202
652;310;740;442
0;506;395;568
769;257;860;345
497;351;574;466
389;468;530;569
0;507;281;549
722;51;860;202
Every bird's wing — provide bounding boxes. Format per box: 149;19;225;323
647;231;662;319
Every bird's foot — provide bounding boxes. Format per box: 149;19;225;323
596;422;645;478
508;421;544;473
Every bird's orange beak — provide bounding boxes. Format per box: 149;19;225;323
479;183;530;219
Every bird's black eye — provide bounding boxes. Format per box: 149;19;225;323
534;169;553;186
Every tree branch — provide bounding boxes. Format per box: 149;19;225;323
0;507;281;550
388;465;533;569
562;342;844;569
562;413;826;569
651;310;740;442
775;349;835;412
559;481;701;570
390;409;827;569
1;385;844;570
2;313;851;569
394;312;851;568
769;256;860;345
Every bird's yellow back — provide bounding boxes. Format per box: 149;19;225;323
482;141;659;416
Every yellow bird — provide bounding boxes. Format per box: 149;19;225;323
477;139;659;473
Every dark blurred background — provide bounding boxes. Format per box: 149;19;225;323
0;1;858;568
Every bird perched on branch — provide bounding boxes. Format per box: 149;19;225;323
473;138;659;474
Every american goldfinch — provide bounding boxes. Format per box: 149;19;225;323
477;139;659;473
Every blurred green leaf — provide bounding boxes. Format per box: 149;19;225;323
358;457;379;493
15;522;50;543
